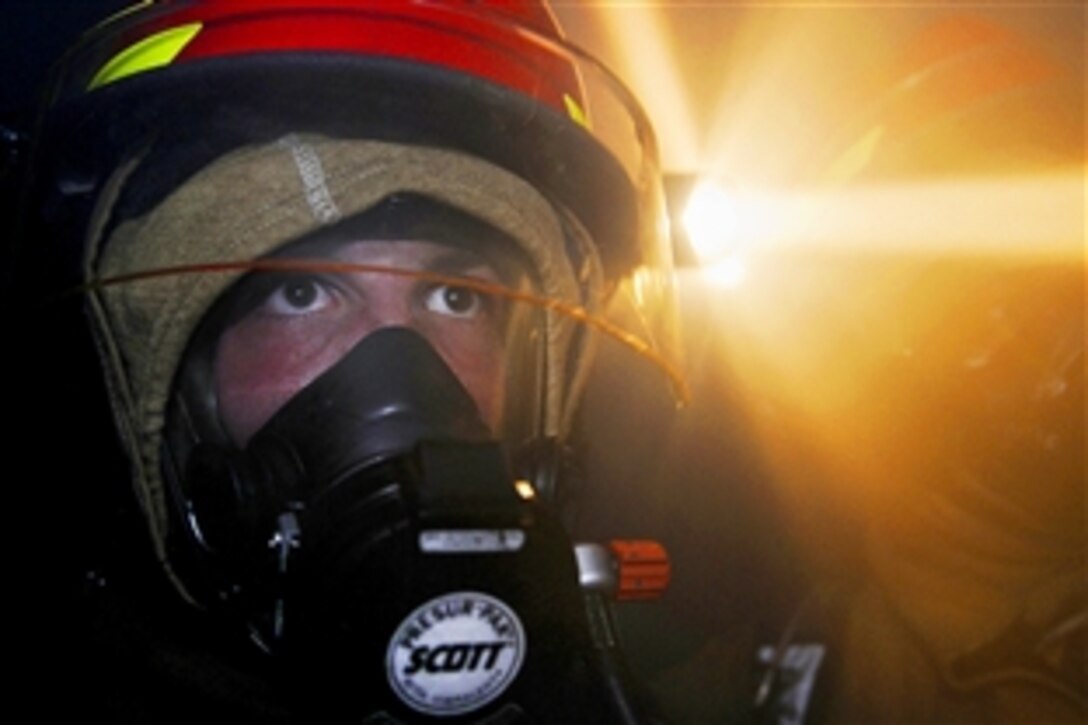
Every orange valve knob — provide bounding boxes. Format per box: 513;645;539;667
608;540;670;601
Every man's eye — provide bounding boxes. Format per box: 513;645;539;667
424;284;482;319
263;278;333;316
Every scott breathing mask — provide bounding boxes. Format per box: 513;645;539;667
177;324;601;719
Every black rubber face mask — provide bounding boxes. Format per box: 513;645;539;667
169;327;628;721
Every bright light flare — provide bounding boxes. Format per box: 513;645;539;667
679;171;1082;293
682;180;739;261
690;171;1084;261
681;180;760;289
702;255;748;288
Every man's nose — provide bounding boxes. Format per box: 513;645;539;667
352;282;417;339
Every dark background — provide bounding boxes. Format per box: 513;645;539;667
1;1;130;116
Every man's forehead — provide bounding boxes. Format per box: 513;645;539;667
268;193;533;278
303;238;499;273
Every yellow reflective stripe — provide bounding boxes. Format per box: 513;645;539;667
563;93;590;130
89;22;203;91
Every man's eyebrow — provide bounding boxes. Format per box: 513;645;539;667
423;248;499;276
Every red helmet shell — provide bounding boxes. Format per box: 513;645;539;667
63;1;583;121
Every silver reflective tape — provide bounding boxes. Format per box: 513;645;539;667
419;529;527;554
278;134;342;224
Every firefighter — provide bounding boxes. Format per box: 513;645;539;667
13;1;681;721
